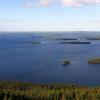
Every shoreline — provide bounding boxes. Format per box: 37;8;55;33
0;81;100;100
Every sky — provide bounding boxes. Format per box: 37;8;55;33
0;0;100;31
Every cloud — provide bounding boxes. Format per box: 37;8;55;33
37;0;54;7
24;0;100;8
24;0;57;8
61;0;100;7
24;2;35;8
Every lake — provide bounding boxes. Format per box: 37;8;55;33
0;32;100;86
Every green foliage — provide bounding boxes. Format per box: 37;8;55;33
0;82;100;100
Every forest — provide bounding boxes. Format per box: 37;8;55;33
0;82;100;100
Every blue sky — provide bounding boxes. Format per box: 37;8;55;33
0;0;100;31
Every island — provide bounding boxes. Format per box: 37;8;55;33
62;60;70;65
59;41;91;44
51;38;78;40
88;58;100;64
31;41;42;44
85;37;100;40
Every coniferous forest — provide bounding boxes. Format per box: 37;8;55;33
0;82;100;100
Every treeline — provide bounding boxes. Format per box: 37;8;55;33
0;82;100;100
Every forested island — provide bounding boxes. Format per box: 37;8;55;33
0;82;100;100
88;58;100;64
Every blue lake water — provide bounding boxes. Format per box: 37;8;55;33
0;32;100;86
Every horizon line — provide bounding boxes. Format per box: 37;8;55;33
0;31;100;33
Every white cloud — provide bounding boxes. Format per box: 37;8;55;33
61;0;100;7
24;0;100;8
24;2;35;8
24;0;57;8
37;0;54;7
